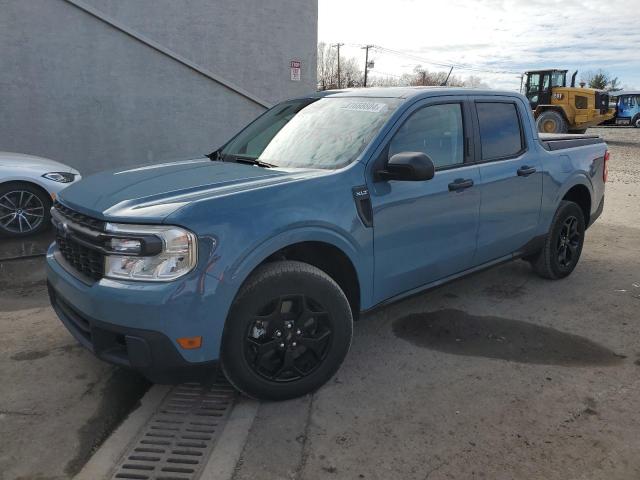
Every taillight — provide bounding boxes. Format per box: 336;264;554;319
603;150;610;182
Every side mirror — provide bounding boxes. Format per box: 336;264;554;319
378;152;435;181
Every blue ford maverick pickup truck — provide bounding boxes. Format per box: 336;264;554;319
47;88;608;400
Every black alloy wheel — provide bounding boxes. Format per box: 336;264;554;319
556;215;581;269
244;294;333;382
530;200;585;279
221;261;353;401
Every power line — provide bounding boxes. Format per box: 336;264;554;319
372;45;520;76
369;70;404;79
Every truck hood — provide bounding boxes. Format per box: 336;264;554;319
57;157;323;222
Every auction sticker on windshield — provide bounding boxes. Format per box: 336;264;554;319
340;102;387;113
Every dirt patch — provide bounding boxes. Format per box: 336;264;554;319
483;282;528;300
392;309;626;366
11;349;50;361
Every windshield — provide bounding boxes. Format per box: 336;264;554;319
620;95;639;108
220;97;400;169
551;71;566;87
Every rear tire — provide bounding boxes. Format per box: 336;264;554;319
530;201;585;279
221;260;353;401
0;182;51;237
536;110;568;134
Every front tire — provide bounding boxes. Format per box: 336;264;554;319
632;114;640;128
0;182;51;237
221;261;353;401
536;110;568;134
530;201;585;279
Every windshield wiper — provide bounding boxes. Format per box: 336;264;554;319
208;150;276;168
227;154;277;168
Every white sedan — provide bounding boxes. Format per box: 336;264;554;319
0;152;81;237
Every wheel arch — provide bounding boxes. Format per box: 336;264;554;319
560;183;592;226
227;228;368;319
0;178;53;202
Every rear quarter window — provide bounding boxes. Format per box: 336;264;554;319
476;102;524;160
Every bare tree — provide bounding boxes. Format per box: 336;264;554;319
462;75;489;88
318;44;492;90
317;42;362;90
317;42;336;90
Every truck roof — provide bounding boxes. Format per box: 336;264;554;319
306;86;520;101
613;90;640;96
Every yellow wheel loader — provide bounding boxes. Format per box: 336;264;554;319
524;69;615;134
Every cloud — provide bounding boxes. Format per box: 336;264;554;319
319;0;640;89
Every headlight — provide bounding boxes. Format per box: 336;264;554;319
104;223;198;281
42;172;76;183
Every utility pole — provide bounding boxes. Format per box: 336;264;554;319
331;43;344;88
519;74;524;93
362;44;374;87
442;66;454;86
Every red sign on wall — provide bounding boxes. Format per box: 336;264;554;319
290;60;301;81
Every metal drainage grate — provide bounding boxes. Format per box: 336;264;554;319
111;377;237;480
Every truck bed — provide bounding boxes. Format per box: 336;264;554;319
539;133;605;151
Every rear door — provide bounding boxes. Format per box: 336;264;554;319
472;97;543;264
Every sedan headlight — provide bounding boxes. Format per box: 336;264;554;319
42;172;76;183
104;223;198;281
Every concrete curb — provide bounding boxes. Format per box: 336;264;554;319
73;384;171;480
200;397;259;480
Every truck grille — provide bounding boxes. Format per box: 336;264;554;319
53;202;106;281
54;201;106;230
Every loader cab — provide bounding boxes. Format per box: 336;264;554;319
524;70;567;108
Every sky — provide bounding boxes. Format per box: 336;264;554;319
318;0;640;91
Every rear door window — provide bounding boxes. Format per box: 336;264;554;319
475;102;524;160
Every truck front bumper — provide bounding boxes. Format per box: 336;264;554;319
46;245;228;383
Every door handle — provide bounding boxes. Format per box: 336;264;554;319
517;165;537;177
448;178;474;192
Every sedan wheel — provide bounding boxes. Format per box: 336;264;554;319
0;184;51;236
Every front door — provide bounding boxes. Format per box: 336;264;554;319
369;99;481;303
472;98;543;264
